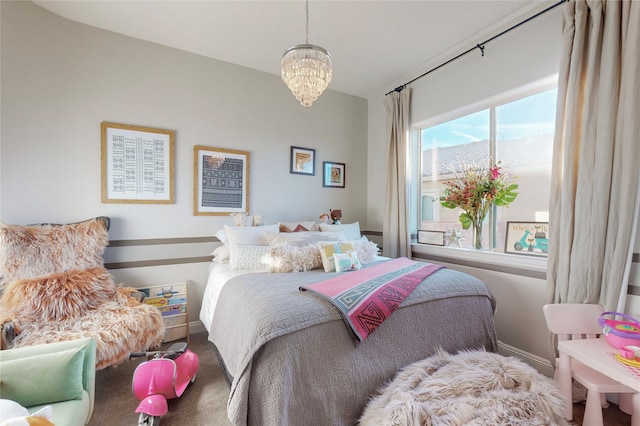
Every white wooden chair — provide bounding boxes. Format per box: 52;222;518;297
543;303;636;426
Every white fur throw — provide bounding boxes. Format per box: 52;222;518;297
267;244;322;273
359;349;568;426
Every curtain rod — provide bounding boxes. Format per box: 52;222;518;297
385;0;568;95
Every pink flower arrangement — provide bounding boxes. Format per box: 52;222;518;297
440;161;518;248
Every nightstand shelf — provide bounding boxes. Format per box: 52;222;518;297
138;281;189;343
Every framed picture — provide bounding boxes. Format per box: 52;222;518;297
193;145;250;216
101;122;175;204
504;222;549;256
417;230;445;246
290;146;315;175
323;161;345;188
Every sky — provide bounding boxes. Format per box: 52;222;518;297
422;88;558;149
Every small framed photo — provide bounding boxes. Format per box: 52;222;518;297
323;161;345;188
193;145;250;216
504;222;549;256
417;230;445;246
290;146;315;175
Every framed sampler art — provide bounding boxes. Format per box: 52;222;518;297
101;122;175;204
193;145;250;216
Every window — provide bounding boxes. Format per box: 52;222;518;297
418;87;557;251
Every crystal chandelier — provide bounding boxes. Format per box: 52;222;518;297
206;154;225;169
281;0;332;107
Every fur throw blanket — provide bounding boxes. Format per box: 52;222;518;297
359;349;568;426
1;267;164;370
0;218;164;370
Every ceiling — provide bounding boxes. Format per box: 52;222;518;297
32;0;554;99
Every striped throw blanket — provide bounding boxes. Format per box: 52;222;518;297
300;257;445;341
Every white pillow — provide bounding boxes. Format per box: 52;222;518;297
230;245;271;271
225;224;279;265
266;244;322;273
211;245;230;263
278;221;317;232
265;231;347;247
319;221;361;240
334;252;362;272
214;228;228;245
317;241;357;273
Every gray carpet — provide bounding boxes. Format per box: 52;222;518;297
88;332;232;426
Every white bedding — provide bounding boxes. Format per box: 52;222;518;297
199;262;256;333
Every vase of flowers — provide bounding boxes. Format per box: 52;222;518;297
440;161;518;250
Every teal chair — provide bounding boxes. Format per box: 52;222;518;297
0;337;96;425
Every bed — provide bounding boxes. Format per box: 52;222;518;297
200;224;498;426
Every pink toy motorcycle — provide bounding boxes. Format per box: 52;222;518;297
130;341;200;426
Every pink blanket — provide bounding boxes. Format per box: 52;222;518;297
300;257;445;341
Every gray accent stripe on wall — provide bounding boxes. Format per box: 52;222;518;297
105;256;213;270
108;236;218;247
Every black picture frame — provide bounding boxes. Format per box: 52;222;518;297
290;146;316;176
323;161;345;188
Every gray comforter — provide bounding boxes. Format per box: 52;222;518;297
209;260;497;426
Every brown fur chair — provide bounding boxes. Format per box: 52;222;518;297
0;217;164;369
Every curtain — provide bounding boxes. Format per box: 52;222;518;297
383;88;411;258
548;0;640;311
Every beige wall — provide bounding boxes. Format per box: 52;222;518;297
0;1;367;329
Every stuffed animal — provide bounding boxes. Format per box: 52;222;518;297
329;209;342;225
0;400;54;426
319;213;330;224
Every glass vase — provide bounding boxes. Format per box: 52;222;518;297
472;221;484;250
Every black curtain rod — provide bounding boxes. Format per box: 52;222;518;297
385;0;568;95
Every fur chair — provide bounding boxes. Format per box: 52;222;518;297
0;217;165;369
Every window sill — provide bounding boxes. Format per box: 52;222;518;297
411;243;547;279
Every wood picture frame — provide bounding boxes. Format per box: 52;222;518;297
193;145;250;216
323;161;345;188
290;146;316;176
504;221;549;256
417;230;445;246
101;122;175;204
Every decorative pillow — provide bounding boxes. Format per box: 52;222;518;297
211;245;230;263
225;224;279;265
265;231;347;247
0;400;53;426
0;218;109;292
319;221;361;240
0;346;85;406
317;241;357;273
279;221;316;233
230;245;272;271
334;252;362;273
354;236;380;264
0;267;117;322
214;228;228;245
266;244;322;273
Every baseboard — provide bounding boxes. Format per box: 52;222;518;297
189;320;206;335
498;340;554;378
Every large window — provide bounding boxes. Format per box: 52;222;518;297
419;87;557;251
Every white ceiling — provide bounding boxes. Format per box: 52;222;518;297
32;0;554;98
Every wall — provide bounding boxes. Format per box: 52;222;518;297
366;5;564;370
0;1;368;330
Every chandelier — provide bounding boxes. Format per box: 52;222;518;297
206;154;225;169
281;0;332;107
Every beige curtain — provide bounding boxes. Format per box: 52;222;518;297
383;88;411;258
548;0;640;311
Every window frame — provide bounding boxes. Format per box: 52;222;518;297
412;77;557;271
